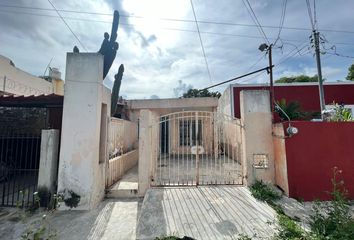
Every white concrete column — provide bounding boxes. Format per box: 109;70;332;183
138;109;158;196
38;129;60;194
57;53;111;210
240;90;275;185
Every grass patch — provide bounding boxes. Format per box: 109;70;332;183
155;236;195;240
249;180;281;205
250;168;354;240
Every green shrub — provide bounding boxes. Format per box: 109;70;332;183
249;180;281;205
309;168;354;240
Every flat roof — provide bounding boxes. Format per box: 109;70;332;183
231;81;354;88
0;94;63;107
127;97;218;110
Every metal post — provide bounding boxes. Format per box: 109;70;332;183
314;30;326;117
268;44;275;116
2;76;6;93
195;112;199;186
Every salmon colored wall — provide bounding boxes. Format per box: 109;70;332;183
283;121;354;201
233;84;354;118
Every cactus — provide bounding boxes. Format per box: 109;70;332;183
111;64;124;116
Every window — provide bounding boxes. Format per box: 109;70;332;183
179;120;202;146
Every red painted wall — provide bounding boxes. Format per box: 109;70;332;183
233;84;354;118
283;121;354;201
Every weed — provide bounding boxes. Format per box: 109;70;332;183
154;236;195;240
271;167;354;240
237;234;252;240
16;191;63;240
249;180;281;205
309;167;354;240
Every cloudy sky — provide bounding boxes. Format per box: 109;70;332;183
0;0;353;99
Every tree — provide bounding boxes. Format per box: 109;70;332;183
183;88;221;98
346;63;354;81
275;74;319;83
275;98;320;120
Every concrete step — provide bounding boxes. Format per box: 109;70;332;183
106;165;139;198
106;181;139;198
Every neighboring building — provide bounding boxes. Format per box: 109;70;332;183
0;55;64;96
126;97;218;122
221;82;354;118
126;97;219;156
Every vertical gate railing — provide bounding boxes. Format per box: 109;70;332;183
151;111;243;187
0;131;41;207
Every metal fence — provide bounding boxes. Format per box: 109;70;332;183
151;111;244;186
0;132;41;206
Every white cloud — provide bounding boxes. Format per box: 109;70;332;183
0;0;353;99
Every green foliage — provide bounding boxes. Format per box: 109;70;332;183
275;98;320;120
275;214;307;240
272;167;354;240
346;63;354;81
309;167;354;240
328;103;353;121
249;180;281;205
183;88;221;98
17;191;61;240
154;237;179;240
237;234;253;240
275;75;319;83
155;236;195;240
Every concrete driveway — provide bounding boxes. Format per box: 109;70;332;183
137;186;277;240
1;186;277;240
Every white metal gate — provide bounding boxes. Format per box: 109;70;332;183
151;111;243;186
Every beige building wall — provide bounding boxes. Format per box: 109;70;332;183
127;97;218;123
240;90;275;185
127;97;218;156
273;123;289;195
108;117;138;156
218;85;233;116
218;86;243;163
0;55;64;96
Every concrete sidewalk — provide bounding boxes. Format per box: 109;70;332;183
0;198;143;240
1;186;278;240
137;186;277;240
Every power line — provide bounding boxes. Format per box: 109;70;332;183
201;66;272;90
236;70;266;84
305;0;315;30
1;3;354;35
246;53;267;72
242;0;270;44
190;0;212;83
276;42;310;66
47;0;87;52
0;9;301;43
2;8;354;48
313;0;318;29
274;0;288;45
320;40;354;59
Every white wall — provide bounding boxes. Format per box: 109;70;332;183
57;53;111;210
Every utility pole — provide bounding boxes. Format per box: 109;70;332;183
268;44;275;115
313;30;326;117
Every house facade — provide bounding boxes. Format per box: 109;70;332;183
226;82;354;118
0;55;64;96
